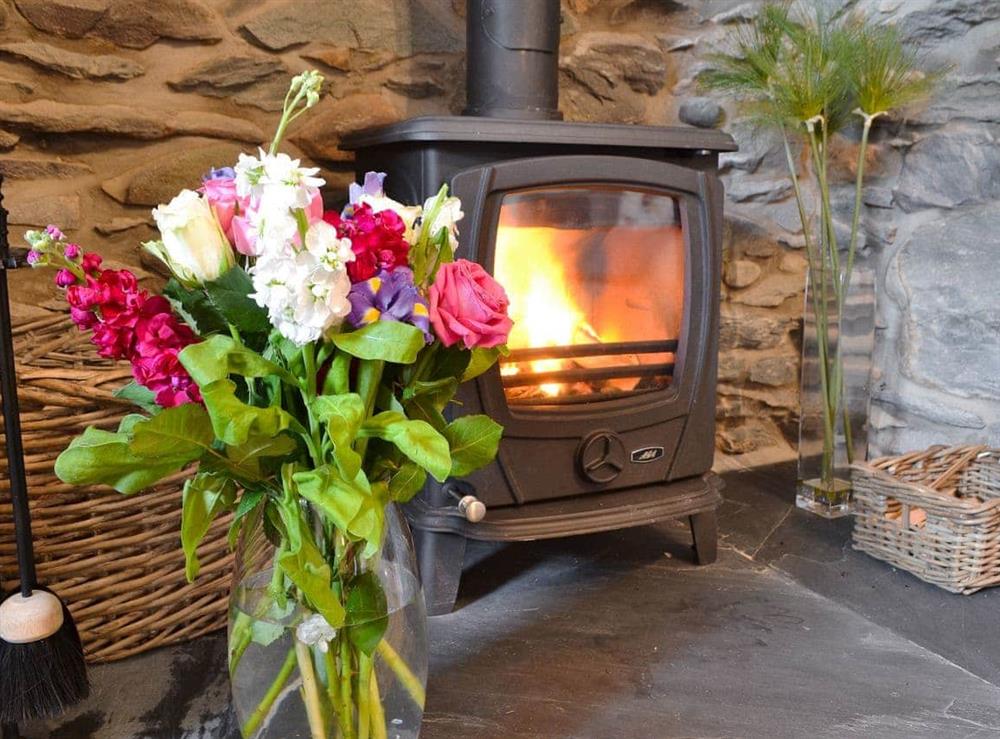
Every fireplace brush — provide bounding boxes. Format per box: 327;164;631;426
0;175;89;724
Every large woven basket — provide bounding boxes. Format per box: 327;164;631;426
0;299;233;663
852;445;1000;594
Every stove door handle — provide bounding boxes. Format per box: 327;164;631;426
450;492;486;523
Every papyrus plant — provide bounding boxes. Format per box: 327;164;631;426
703;3;942;486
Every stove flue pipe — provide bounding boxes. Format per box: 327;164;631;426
464;0;562;120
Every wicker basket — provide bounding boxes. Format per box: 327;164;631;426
852;445;1000;594
0;300;233;663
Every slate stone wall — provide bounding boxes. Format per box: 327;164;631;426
1;0;995;458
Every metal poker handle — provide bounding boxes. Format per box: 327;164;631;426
0;174;38;595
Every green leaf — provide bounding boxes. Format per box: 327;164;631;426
375;386;406;414
403;395;447;433
294;465;369;535
388;461;427;503
429;345;471;382
55;427;190;494
277;544;345;629
360;411;452;482
113;382;159;414
226;434;298;478
203;267;271;336
228;488;267;549
129;403;215;459
201;379;298;446
322;351;351;395
180;335;295;387
310;394;365;478
333;321;426;364
462;347;503;382
181;472;236;582
345;572;388;655
402;377;458;407
250;619;286;648
163;278;229;335
54;411;208;495
444;415;503;477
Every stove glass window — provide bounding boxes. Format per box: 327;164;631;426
493;185;685;407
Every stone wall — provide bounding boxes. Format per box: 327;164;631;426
2;0;993;460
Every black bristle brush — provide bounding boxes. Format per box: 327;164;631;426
0;175;89;724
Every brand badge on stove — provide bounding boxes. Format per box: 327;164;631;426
630;446;664;464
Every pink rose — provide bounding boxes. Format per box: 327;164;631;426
230;214;259;257
200;176;239;237
429;259;513;349
305;188;324;224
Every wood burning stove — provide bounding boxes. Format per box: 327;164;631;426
342;0;736;615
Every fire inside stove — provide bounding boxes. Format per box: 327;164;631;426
493;185;686;406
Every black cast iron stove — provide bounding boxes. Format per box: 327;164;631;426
342;0;735;615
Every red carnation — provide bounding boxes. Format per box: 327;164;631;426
326;203;410;282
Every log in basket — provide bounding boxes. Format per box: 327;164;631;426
852;445;1000;594
0;301;232;662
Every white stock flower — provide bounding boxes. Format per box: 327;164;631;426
304;220;355;271
235;148;324;210
250;249;351;346
421;194;464;251
148;189;235;285
295;613;337;653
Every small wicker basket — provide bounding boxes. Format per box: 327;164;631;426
852;445;1000;594
0;300;233;662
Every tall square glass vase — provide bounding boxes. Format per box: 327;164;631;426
796;262;875;518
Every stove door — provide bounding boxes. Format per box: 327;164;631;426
450;155;721;503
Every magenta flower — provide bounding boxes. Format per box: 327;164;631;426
55;269;76;287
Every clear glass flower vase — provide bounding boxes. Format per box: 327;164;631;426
229;504;428;738
796;262;875;518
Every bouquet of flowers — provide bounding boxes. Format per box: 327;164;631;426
24;71;511;738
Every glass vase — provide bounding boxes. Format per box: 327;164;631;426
796;261;875;518
228;504;428;739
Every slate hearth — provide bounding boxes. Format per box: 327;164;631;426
21;462;1000;738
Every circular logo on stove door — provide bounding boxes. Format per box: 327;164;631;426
577;431;626;484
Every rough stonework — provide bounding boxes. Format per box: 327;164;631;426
0;0;995;460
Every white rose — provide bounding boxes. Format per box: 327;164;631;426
149;189;235;286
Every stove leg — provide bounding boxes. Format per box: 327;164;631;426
412;528;467;616
689;510;718;565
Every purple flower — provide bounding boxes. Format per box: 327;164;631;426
64;243;81;260
45;225;64;240
202;166;236;182
348;171;387;207
25;250;41;265
347;268;431;340
55;269;76;287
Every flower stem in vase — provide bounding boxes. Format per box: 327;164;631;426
339;636;356;738
368;670;388;739
376;640;426;709
357;652;373;739
294;638;327;739
242;648;297;738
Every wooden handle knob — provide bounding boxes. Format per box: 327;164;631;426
0;590;64;644
458;495;486;523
